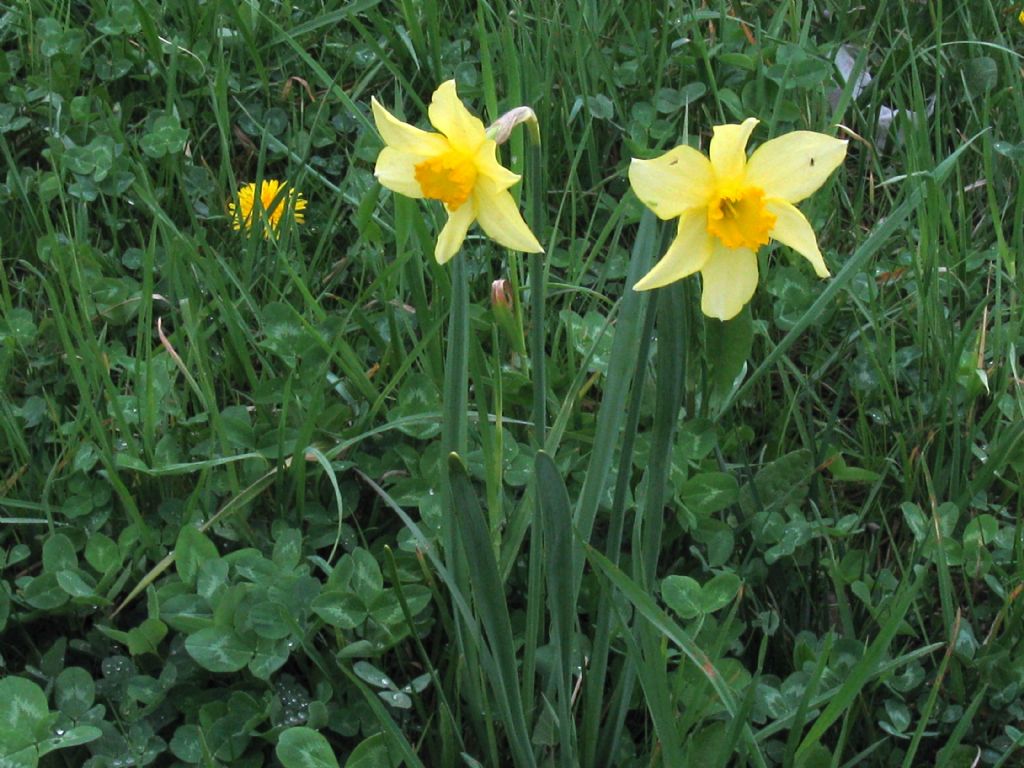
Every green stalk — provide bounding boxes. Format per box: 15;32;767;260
440;252;486;751
449;455;537;768
627;283;687;766
441;254;470;558
521;479;543;724
528;137;547;446
520;101;548;726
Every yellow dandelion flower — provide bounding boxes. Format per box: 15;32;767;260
1019;9;1024;25
628;118;847;320
370;80;543;264
228;179;307;238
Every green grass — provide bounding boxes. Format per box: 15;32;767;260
2;0;1024;766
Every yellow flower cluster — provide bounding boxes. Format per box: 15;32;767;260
231;80;848;321
371;81;846;320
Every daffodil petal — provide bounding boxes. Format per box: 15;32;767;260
709;118;759;185
699;243;759;321
375;147;426;198
428;80;487;154
746;131;848;203
475;179;542;253
435;199;476;264
633;208;713;290
371;97;449;155
766;199;830;277
474;140;521;190
628;147;714;220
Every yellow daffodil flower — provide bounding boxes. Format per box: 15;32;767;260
371;80;543;264
228;179;306;238
629;118;847;320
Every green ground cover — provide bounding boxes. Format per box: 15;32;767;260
2;1;1024;765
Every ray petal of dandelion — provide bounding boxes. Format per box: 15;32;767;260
229;179;306;239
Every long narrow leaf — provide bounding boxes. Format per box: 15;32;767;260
449;454;536;768
571;210;656;596
535;451;576;767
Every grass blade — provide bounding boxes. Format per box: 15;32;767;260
585;544;766;767
795;567;926;761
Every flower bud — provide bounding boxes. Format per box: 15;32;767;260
491;279;526;356
491;278;513;310
486;106;540;146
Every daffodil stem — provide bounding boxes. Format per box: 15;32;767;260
439;252;489;747
443;256;470;459
528;142;546;446
580;297;656;767
441;254;470;560
528;253;545;444
439;253;469;615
